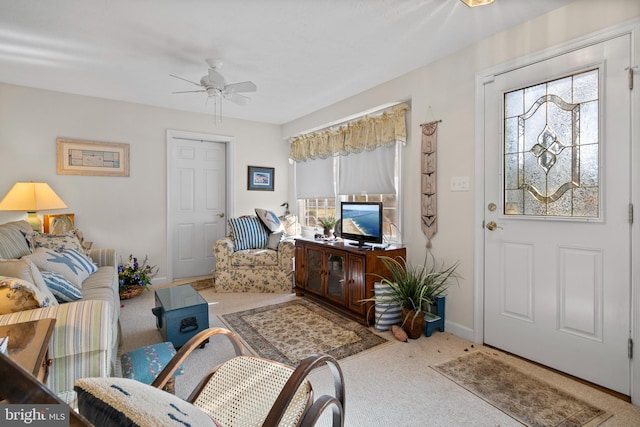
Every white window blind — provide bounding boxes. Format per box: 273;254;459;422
295;157;334;199
338;145;396;195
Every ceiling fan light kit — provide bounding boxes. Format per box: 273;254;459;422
460;0;495;7
170;59;257;124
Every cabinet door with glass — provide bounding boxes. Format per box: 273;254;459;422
325;249;346;304
304;245;324;295
346;255;365;314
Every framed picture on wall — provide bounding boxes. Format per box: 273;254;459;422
56;138;130;177
247;166;275;191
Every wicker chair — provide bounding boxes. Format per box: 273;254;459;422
150;327;345;427
0;328;345;427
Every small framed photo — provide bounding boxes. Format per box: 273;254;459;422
57;138;130;177
247;166;274;191
43;213;75;234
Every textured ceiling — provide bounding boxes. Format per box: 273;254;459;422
0;0;572;124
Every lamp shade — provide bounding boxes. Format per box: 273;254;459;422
0;182;67;211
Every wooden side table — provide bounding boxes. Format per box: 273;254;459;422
0;318;55;383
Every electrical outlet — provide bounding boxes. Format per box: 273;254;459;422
451;176;470;192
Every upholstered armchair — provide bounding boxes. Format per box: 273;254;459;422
213;235;295;293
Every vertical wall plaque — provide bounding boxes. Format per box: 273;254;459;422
420;121;439;248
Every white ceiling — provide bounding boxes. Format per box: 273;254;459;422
0;0;573;125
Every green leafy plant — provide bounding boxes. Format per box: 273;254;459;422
362;253;459;328
118;254;158;292
318;216;337;229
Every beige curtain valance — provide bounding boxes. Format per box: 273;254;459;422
289;103;408;162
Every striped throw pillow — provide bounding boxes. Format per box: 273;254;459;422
0;228;31;259
24;247;97;289
41;271;83;302
228;216;269;251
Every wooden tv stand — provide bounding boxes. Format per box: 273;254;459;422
294;238;406;324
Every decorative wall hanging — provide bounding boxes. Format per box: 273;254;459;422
57;138;130;177
247;166;275;191
420;120;441;248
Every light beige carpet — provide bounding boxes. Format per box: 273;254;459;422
118;288;640;425
433;351;611;427
220;298;388;366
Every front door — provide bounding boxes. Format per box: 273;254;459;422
483;34;631;394
168;133;227;279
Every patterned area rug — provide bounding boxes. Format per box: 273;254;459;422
433;352;611;427
220;298;388;366
187;277;214;291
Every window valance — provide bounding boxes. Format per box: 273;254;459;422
289;103;408;162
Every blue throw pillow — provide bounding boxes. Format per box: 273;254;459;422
228;216;269;251
41;271;83;302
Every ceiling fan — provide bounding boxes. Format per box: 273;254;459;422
170;59;257;106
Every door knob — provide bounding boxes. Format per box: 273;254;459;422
218;213;225;218
486;221;501;231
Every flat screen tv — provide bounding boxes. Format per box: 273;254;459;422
340;201;383;248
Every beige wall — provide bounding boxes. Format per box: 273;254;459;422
0;83;289;283
282;0;640;336
1;0;637;334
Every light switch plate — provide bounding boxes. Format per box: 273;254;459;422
451;176;470;192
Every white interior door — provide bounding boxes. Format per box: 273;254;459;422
483;35;631;394
169;135;227;279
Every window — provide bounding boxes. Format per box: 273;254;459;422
296;144;401;243
503;69;599;218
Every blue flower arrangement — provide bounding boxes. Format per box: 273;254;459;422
118;254;158;292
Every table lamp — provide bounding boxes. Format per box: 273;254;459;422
0;182;68;232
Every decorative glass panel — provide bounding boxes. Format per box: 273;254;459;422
503;69;599;218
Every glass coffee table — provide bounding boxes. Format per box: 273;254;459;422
152;284;210;348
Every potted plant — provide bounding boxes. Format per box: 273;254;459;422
362;253;458;339
118;254;158;300
318;216;337;238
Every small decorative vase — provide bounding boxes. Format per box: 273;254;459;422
323;227;334;238
401;308;424;339
373;282;402;332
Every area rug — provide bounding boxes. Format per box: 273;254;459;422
188;277;214;290
432;352;611;427
220;298;388;366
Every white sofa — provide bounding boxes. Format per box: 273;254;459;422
0;220;120;398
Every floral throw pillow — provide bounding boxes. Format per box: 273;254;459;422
31;231;89;256
0;276;55;315
0;258;58;306
24;247;97;289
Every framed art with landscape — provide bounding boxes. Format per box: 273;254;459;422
247;166;274;191
57;138;130;177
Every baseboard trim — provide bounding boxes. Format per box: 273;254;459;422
444;320;477;343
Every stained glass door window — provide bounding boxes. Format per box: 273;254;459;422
503;69;599;218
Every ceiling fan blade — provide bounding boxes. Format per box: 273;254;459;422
224;92;251;106
172;90;206;94
169;74;203;87
225;81;257;93
208;68;226;87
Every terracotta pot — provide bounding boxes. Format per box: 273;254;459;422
401;308;424;339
